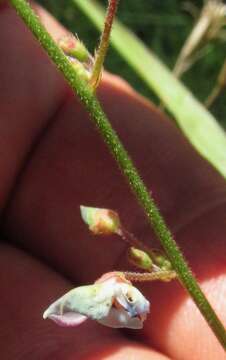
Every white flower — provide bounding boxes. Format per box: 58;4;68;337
43;272;150;329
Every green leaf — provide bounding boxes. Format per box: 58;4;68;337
72;0;226;179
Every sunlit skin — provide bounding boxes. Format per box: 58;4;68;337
0;2;226;359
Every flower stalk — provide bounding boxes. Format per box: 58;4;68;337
174;0;226;77
205;58;226;107
90;0;119;89
9;0;226;348
124;271;177;283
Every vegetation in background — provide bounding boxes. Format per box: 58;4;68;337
38;0;226;127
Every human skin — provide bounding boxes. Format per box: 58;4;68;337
0;3;225;359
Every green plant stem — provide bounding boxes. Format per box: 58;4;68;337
90;0;119;89
10;0;226;348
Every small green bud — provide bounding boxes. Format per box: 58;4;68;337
70;59;91;82
128;247;153;270
58;35;90;62
161;260;173;271
152;253;173;271
154;255;166;267
80;206;122;235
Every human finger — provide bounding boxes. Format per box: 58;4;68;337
1;4;226;360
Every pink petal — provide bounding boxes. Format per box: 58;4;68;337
47;312;88;327
96;271;131;285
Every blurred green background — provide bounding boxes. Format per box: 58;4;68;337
38;0;226;127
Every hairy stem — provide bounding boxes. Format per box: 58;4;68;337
10;0;226;348
121;228;153;254
90;0;119;89
124;270;177;282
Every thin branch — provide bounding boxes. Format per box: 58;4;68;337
90;0;119;89
174;0;226;77
205;59;226;107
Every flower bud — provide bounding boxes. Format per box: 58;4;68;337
80;206;122;235
128;247;153;270
154;254;173;271
69;58;91;82
58;35;89;62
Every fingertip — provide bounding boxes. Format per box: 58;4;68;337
33;3;70;41
163;275;226;360
73;340;171;360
